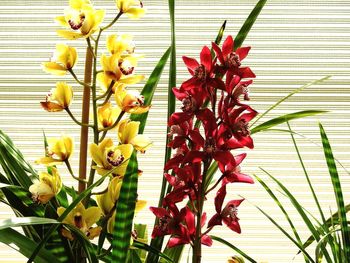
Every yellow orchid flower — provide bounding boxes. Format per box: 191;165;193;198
55;0;104;40
118;119;152;153
41;82;73;112
57;202;102;240
96;176;122;215
89;138;133;177
97;102;121;130
101;54;123;81
29;167;62;204
42;44;77;75
115;86;150;114
107;199;147;233
36;135;74;166
106;34;135;56
97;72;144;94
116;0;145;19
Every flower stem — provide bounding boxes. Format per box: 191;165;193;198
65;160;88;183
99;111;125;132
68;69;90;87
65;108;93;128
78;46;93;193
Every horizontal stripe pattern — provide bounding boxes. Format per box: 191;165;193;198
0;0;349;262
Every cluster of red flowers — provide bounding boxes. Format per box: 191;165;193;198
150;35;257;248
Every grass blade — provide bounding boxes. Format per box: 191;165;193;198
0;217;59;231
253;204;316;262
319;123;350;260
234;0;268;49
210;235;257;263
111;150;139;262
133;240;173;263
253;174;308;261
250;76;331;127
130;47;171;134
251;110;327;134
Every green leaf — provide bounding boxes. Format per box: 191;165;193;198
253;204;316;263
250;76;331;127
111;150;139;262
251;110;327;135
260;167;332;261
0;217;59;231
253;174;308;261
0;228;60;263
234;0;268;49
132;240;174;263
28;168;110;263
210;235;257;263
319;123;350;259
130;47;171;134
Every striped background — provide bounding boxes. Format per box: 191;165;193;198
0;0;349;262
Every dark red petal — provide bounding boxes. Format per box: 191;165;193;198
211;42;224;65
224;171;254;184
182;56;199;73
169;112;193;126
188;130;205;147
235;153;247;166
208;78;226;91
168;136;186;149
167;237;189;248
182;150;205;164
184;207;195;234
236;46;251;61
213;151;236;167
201;235;213;247
172;87;188;101
207;213;222;228
201;212;207;228
223;217;241;233
238;67;256;79
236;135;254;149
226;138;243;150
164;155;184;171
149;207;169;218
164;173;177;186
227;75;241;94
151;226;166;238
222;35;234;58
200;45;212;72
214;184;227;213
182;77;201;90
239;110;258;123
227;199;244;208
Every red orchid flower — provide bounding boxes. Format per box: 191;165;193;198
207;184;244;233
221;153;254;184
168;207;212;248
212;35;255;79
150;204;187;239
218;104;258;149
182;46;225;96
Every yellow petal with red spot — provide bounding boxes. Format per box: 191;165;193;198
131;134;152;153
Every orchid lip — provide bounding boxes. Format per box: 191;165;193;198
68;14;85;30
194;64;206;80
226;52;241;68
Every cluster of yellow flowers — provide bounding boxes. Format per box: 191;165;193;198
29;0;148;241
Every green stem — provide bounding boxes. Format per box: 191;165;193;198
65;160;88;183
99;111;125;132
65;108;93;128
101;11;123;31
96;80;115;100
68;69;90;87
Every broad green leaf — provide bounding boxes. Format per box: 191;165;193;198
28;168;111;263
210;235;257;263
234;0;267;49
251;110;327;135
127;249;143;263
250;76;331;127
0;228;60;263
319;123;350;259
130;47;171;134
111;151;138;262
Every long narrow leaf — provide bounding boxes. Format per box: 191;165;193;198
0;217;59;231
0;228;60;263
253;204;316;262
319;123;350;259
133;240;173;263
130;47;171;134
250;76;331;127
251;110;327;134
234;0;267;49
111;151;139;262
210;235;258;263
